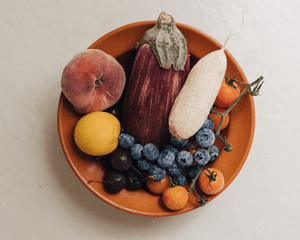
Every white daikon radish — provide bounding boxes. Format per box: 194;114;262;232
169;7;245;141
168;47;227;140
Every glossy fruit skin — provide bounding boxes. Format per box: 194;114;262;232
209;107;230;131
162;186;189;210
121;44;190;150
126;168;145;191
110;148;132;172
146;174;170;194
104;171;126;194
199;168;224;195
215;77;241;108
74;111;121;156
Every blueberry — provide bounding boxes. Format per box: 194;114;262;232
137;159;153;172
167;162;182;176
195;128;215;148
130;143;144;160
176;150;193;168
188;165;201;179
142;143;159;161
194;148;210;166
189;135;195;142
200;116;214;131
170;137;188;148
157;150;175;168
164;144;179;157
173;174;187;187
209;145;219;161
149;165;167;181
118;133;135;149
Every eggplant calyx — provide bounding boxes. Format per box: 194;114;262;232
136;12;187;71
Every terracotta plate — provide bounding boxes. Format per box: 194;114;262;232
57;21;255;217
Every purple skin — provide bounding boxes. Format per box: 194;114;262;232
176;150;193;168
157;150;175;168
195;128;215;148
194;148;210;166
119;133;135;149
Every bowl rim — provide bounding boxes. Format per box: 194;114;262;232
58;20;255;217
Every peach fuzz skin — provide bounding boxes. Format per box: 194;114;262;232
61;49;126;114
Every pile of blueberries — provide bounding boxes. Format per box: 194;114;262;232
118;116;220;187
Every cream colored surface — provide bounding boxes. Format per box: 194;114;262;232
1;0;299;239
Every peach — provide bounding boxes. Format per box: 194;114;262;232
61;49;126;114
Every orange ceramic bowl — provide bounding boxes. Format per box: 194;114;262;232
57;20;255;217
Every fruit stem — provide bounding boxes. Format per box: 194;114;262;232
88;180;103;184
95;79;103;88
202;165;217;187
212;76;264;151
188;166;208;206
188;166;202;193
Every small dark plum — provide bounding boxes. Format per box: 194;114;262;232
126;168;146;191
110;147;132;171
105;105;121;119
88;171;126;194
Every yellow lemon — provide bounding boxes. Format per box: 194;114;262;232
74;111;121;156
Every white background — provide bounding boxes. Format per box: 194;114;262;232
1;0;299;239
